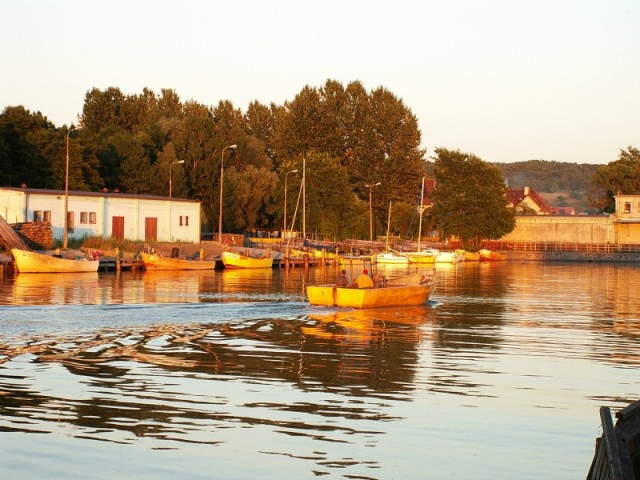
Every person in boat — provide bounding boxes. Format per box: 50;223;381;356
354;268;374;289
372;273;384;288
336;269;349;287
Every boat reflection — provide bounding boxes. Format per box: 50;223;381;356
10;272;100;305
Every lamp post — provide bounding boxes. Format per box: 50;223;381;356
169;160;185;198
63;125;83;249
218;144;237;243
283;169;298;237
365;182;381;243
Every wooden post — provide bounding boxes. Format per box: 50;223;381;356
285;249;290;269
115;247;121;272
200;248;204;260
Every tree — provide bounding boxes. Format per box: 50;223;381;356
589;146;640;213
431;148;515;249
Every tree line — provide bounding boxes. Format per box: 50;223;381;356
1;79;637;244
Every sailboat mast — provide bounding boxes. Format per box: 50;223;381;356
418;177;424;252
385;200;392;251
302;156;306;240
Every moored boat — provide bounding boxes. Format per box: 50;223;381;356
404;249;437;264
11;248;100;273
434;250;465;264
479;249;506;261
375;251;410;265
221;250;273;269
456;249;480;261
306;274;437;309
140;252;217;270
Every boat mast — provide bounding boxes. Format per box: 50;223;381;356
302;155;306;240
418;177;424;252
385;200;392;251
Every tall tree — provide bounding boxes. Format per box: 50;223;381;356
431;148;515;249
589;146;640;213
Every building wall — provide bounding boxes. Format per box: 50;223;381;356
500;215;612;243
0;188;201;243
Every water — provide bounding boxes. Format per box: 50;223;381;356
0;262;639;479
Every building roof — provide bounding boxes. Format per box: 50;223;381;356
0;186;200;204
506;187;552;214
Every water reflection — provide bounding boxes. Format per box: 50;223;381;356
1;263;640;479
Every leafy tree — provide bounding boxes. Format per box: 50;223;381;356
589;146;640;213
431;148;515;249
225;164;278;231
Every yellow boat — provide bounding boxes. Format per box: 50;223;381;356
479;249;506;261
11;248;100;273
403;250;437;264
140;252;217;270
457;249;480;261
306;277;437;309
221;251;273;269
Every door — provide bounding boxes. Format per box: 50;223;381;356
145;217;158;242
112;216;125;240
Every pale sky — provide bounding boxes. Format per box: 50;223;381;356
2;0;638;164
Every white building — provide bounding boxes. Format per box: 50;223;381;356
0;187;201;244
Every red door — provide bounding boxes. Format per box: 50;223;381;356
145;217;158;242
112;216;125;240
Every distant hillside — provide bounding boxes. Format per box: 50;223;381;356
495;160;597;192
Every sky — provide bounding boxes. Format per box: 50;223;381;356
1;0;639;165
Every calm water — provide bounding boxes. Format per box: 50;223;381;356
0;262;639;479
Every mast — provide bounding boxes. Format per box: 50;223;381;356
418;177;425;252
302;155;306;240
385;200;392;251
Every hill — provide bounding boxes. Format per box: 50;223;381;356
494;160;598;214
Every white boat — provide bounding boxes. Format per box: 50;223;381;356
375;251;410;265
434;250;464;264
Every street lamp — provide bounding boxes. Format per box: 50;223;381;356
365;182;381;243
169;160;185;198
283;169;298;236
63;125;83;249
218;144;237;243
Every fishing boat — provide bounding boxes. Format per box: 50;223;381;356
11;248;100;273
479;249;506;261
306;274;437;309
221;250;273;269
140;252;216;270
457;249;480;261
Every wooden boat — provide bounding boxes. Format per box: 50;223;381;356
306;276;437;309
586;399;640;480
221;250;273;269
479;249;506;261
11;248;99;273
140;252;216;270
456;249;480;261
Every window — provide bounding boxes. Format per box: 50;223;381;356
89;212;96;224
179;216;183;226
34;210;42;222
43;211;51;223
185;216;189;226
80;212;88;224
624;202;631;213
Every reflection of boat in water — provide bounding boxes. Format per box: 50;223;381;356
306;275;437;309
12;272;99;305
221;251;273;269
140;252;216;270
11;248;99;273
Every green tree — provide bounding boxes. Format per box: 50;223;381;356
589;146;640;213
431;148;515;249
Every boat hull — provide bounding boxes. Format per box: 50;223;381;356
306;281;437;309
11;248;99;273
479;249;506;261
221;251;273;269
140;252;216;270
375;252;410;265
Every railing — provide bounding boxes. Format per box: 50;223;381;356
483;242;640;254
